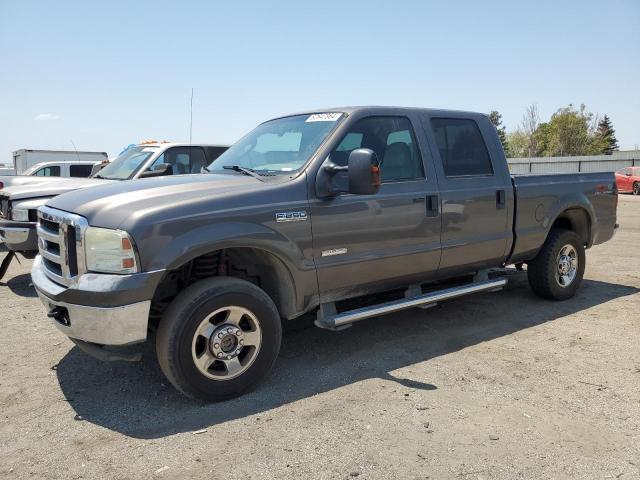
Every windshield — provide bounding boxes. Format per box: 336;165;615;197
95;146;158;180
208;113;344;174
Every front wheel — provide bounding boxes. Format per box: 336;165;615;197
633;182;639;196
156;276;282;401
527;229;585;301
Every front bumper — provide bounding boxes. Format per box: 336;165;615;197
0;219;37;252
31;256;165;346
36;290;150;345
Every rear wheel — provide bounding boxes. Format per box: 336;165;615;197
527;229;585;300
156;276;282;401
633;182;639;195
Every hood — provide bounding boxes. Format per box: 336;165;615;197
0;177;109;200
47;173;265;228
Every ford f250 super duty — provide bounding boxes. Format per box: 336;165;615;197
0;142;227;278
30;107;618;401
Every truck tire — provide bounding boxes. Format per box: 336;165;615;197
527;228;585;301
156;276;282;401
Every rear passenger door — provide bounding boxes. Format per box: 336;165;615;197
422;116;512;274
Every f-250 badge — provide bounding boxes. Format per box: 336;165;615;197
275;211;308;222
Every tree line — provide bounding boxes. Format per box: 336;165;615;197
488;104;619;158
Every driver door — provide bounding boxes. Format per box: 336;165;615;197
309;115;442;302
148;147;208;175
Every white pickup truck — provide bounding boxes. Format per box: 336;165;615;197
0;142;227;277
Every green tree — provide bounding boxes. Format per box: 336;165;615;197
542;104;600;156
595;115;619;154
506;129;529;158
488;110;509;155
532;122;552;156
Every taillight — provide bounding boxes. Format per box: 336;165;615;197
0;181;4;189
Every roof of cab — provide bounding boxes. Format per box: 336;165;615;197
267;106;489;122
137;142;229;149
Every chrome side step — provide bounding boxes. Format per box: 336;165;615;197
315;278;507;330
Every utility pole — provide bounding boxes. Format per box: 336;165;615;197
189;88;194;144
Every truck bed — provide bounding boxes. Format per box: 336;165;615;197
509;172;617;264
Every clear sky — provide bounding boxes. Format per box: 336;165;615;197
1;0;638;163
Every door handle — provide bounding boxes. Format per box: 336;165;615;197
496;189;506;210
426;194;439;217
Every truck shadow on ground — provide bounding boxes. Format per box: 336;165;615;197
55;274;638;439
2;273;38;298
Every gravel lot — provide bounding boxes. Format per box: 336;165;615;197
0;196;638;480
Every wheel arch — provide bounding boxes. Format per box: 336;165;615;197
146;223;317;322
549;207;592;247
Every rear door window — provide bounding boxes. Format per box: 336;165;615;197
430;118;493;177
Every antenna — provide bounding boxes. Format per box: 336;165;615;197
189;88;194;144
70;140;81;161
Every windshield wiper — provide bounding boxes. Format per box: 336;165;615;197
222;165;265;181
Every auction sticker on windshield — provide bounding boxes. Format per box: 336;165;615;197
306;113;342;122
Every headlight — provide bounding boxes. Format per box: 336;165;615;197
11;208;29;221
85;227;138;274
11;197;53;222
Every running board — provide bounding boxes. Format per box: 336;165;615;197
315;278;507;330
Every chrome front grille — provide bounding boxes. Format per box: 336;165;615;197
37;206;88;286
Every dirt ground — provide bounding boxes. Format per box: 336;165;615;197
0;196;638;480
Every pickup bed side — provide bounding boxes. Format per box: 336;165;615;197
509;173;617;264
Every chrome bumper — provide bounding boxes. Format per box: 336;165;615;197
32;256;151;346
0;220;38;251
0;225;30;243
36;290;150;345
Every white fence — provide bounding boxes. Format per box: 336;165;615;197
507;150;640;174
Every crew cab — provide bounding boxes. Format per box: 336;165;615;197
31;107;618;401
0;143;227;277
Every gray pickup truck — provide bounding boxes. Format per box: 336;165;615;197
31;107;618;401
0;143;227;277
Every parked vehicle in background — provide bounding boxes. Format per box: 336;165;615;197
30;107;618;401
0;142;228;278
22;161;101;178
0;165;16;176
615;167;640;195
11;149;108;175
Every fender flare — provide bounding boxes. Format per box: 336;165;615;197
543;192;596;247
140;221;315;317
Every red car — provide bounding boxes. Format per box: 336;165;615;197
615;167;640;195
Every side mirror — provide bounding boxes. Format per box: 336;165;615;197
139;163;173;178
627;172;633;177
347;148;380;195
90;162;107;177
316;148;380;197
